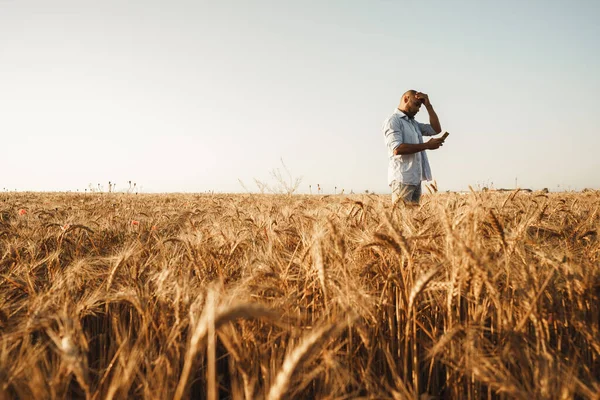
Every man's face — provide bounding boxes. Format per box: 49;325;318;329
404;93;423;115
406;92;422;115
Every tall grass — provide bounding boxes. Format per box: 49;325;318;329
0;190;598;399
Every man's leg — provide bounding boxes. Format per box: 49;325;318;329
411;183;422;203
392;181;419;204
391;182;400;204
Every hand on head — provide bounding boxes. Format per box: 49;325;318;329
414;92;431;107
400;89;430;117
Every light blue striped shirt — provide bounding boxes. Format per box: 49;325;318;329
383;109;437;186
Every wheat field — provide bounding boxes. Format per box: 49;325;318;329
0;190;598;399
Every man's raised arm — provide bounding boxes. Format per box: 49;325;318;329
416;92;442;134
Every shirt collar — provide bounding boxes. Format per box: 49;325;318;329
395;108;414;120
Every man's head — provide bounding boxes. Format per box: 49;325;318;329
398;89;422;117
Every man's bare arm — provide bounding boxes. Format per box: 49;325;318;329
393;138;444;155
416;92;442;133
425;105;442;133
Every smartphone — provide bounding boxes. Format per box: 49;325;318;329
441;132;450;140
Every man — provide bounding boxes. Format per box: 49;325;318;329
382;90;447;204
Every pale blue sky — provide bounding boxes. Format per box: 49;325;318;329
1;0;598;193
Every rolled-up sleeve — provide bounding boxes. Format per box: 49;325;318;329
418;122;437;136
383;117;404;155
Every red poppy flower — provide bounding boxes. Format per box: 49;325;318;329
131;220;140;226
18;209;26;216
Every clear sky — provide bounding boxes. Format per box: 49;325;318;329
1;0;599;193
